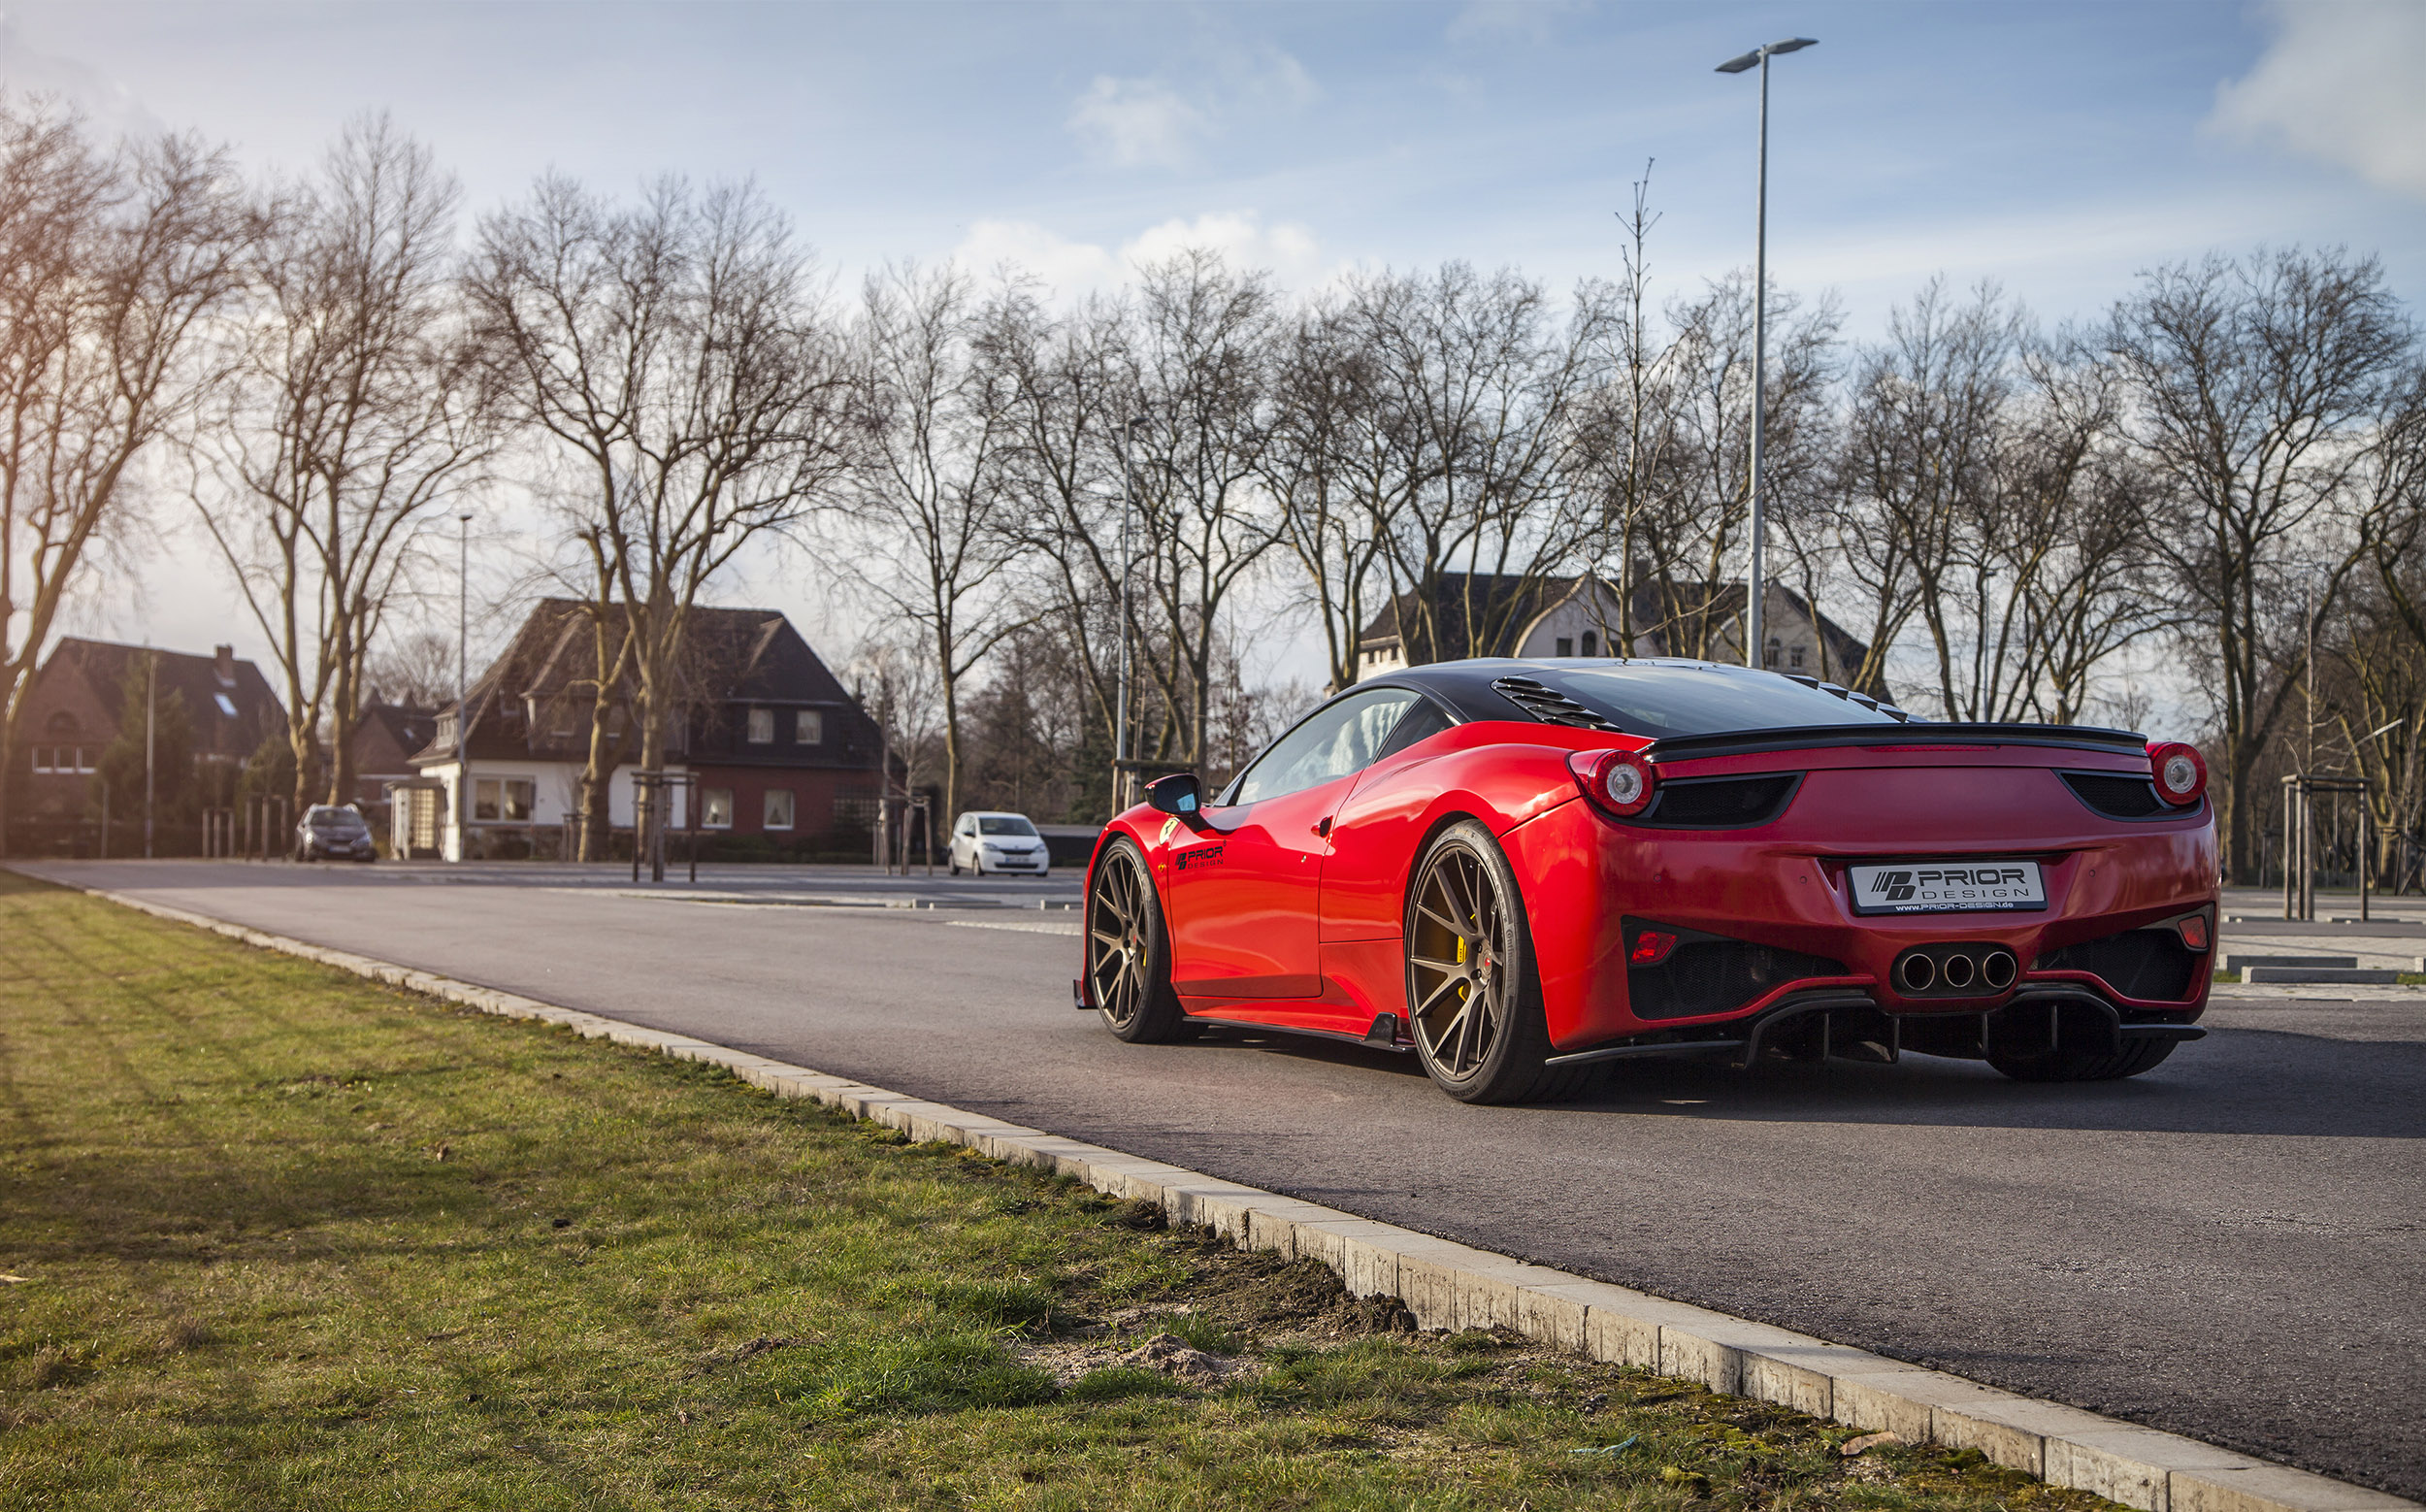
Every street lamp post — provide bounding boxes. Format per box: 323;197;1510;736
1716;36;1816;671
455;509;472;864
1114;413;1148;812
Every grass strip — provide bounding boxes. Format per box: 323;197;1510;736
0;871;2120;1510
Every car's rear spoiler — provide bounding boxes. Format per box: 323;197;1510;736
1643;721;2149;763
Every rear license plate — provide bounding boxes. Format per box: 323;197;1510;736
1848;861;2047;914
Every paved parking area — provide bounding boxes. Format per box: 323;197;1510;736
15;859;2425;1497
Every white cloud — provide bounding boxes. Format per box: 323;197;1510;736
1243;49;1321;112
948;212;1339;301
2211;0;2426;199
1067;76;1205;169
1125;212;1328;286
951;218;1119;294
1065;50;1316;171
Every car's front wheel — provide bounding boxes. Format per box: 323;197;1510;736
1086;838;1191;1044
1403;821;1590;1104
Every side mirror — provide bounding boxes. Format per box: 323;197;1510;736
1145;772;1211;832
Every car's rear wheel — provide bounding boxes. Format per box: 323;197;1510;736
1403;821;1590;1104
1087;838;1190;1044
1986;1035;2177;1082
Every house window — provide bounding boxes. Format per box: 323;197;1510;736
30;746;94;774
764;788;795;831
796;709;822;744
1789;644;1807;670
1555;637;1573;657
213;693;238;718
1763;637;1782;670
702;787;735;829
1580;630;1598;657
746;707;774;744
474;777;535;822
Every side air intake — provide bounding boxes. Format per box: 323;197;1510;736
1492;676;1619;731
2034;927;2199;1003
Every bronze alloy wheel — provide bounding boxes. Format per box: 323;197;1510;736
1407;841;1511;1079
1402;821;1590;1104
1086;839;1189;1043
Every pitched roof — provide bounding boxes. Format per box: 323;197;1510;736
1356;574;1578;662
411;599;877;771
1357;572;1883;697
31;638;286;761
353;702;439;772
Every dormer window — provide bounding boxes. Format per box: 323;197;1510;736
797;709;822;744
746;707;773;744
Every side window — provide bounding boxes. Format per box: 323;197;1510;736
1375;696;1455;761
1228;688;1420;805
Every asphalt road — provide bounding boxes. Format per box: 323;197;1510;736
16;860;2425;1496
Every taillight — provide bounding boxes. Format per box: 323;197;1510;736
2148;741;2206;807
2177;913;2212;952
1629;930;1679;966
1569;748;1657;818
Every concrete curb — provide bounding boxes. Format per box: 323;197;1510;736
49;877;2419;1512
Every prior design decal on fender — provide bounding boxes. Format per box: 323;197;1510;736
1848;860;2048;914
1173;843;1226;871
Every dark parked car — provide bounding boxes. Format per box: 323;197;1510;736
296;804;377;863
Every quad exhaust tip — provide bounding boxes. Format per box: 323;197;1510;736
1896;944;2019;997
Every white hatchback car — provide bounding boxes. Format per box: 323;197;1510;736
949;811;1051;876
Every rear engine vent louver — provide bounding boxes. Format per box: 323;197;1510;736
2061;772;2168;820
2034;928;2198;1003
1625;922;1847;1021
1491;676;1619;731
1638;774;1799;830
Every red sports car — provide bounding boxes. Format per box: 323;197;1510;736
1077;659;2216;1103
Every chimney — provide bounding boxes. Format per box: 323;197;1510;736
214;644;236;686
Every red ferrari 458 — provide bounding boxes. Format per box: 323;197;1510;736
1076;658;2217;1103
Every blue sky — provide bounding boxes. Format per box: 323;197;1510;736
8;0;2425;685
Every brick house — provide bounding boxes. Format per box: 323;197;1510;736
11;639;284;828
401;600;882;860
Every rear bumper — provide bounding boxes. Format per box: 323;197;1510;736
1543;982;2208;1069
1501;792;2218;1054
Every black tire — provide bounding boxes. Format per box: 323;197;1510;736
1402;820;1593;1104
1986;1035;2177;1083
1086;838;1192;1044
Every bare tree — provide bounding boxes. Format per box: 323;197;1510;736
1124;250;1284;771
847;262;1028;826
362;624;456;707
1364;263;1615;664
2108;247;2414;878
0;104;252;856
990;284;1146;789
472;175;852;858
194;115;492;818
1261;294;1411;691
1612;273;1836;669
1573;166;1697;658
